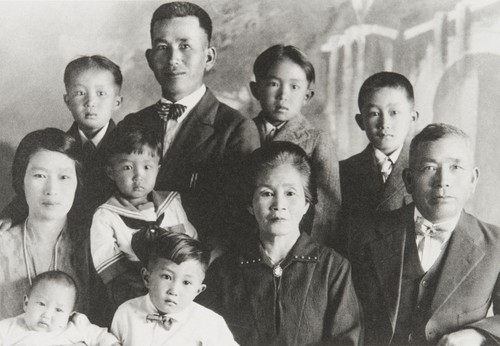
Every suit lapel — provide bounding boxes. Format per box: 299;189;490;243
164;89;218;162
378;145;409;209
253;114;266;144
430;212;485;313
356;146;382;204
369;206;412;331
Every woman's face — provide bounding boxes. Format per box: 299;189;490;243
248;163;310;238
24;149;78;221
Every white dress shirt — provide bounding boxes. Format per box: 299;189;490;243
111;294;238;346
413;208;460;272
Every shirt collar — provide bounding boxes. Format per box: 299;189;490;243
239;232;319;266
262;117;286;134
161;84;206;124
144;294;193;324
78;122;109;148
413;207;461;233
373;145;403;165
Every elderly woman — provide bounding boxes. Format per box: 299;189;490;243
199;141;363;345
0;128;92;319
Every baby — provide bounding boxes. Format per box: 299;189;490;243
0;270;119;346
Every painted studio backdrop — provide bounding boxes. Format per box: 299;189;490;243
0;0;499;225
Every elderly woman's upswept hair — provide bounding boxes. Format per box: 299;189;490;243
245;141;316;205
12;128;83;197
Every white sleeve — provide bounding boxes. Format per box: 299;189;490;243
162;195;198;239
72;313;119;346
110;304;127;345
90;208;125;283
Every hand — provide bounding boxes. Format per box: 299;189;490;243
0;217;12;232
437;329;487;346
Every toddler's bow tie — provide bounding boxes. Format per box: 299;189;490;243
156;100;187;121
146;313;175;331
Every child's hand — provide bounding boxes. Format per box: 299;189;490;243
0;217;12;232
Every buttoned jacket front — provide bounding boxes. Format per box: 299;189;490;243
199;232;362;346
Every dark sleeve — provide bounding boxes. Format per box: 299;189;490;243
325;255;364;346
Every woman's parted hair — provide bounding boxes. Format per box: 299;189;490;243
245;141;316;205
12;128;83;197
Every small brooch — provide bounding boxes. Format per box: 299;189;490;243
273;264;283;278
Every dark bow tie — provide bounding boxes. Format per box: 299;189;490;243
146;313;175;330
156;100;187;121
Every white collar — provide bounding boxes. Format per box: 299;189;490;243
373;145;403;165
144;294;193;324
263;118;286;133
78;122;109;148
413;207;461;233
161;84;206;124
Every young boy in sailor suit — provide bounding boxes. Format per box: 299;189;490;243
91;124;196;319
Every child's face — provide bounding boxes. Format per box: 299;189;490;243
248;163;310;239
251;58;313;125
356;87;418;155
146;16;216;102
403;136;479;223
142;257;206;315
64;68;122;137
23;281;76;333
106;148;160;207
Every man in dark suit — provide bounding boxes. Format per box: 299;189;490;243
120;2;260;250
350;123;500;345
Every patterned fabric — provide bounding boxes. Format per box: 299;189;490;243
156;101;187;121
146;314;175;331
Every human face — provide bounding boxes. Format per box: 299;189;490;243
106;148;160;207
146;16;216;102
24;150;78;222
64;69;122;137
248;164;310;239
24;281;76;332
403;136;479;223
356;87;418;155
143;258;206;314
251;59;313;126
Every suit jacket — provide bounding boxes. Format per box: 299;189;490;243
349;204;500;345
254;114;342;245
336;144;412;255
120;89;260;245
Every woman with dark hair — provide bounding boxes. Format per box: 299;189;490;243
198;141;363;345
0;128;92;319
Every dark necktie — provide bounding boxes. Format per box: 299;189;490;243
146;313;175;331
156;100;187;121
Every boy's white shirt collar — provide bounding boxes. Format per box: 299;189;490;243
78;122;109;148
373;145;403;165
263;118;286;133
161;84;206;124
145;293;193;324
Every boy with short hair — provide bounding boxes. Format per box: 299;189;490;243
337;71;419;253
120;1;260;251
250;44;341;244
91;124;197;315
0;55;123;227
0;271;119;346
111;229;237;346
350;123;500;345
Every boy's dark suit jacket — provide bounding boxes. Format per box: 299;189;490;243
349;204;500;345
254;114;342;245
336;144;412;254
120;88;260;245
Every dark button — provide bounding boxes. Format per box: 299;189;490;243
422;280;428;287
